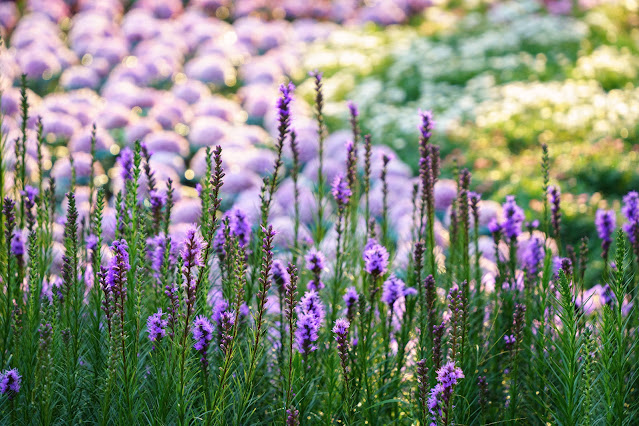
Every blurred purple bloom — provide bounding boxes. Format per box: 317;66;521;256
381;275;415;309
622;191;639;245
363;239;389;276
523;236;544;275
305;248;325;274
502;195;524;240
331;174;351;207
10;230;25;257
119;147;134;182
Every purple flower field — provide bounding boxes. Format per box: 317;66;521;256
1;0;639;425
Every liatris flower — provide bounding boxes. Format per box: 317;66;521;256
86;234;98;252
595;209;616;259
149;189;166;228
4;197;16;250
277;82;294;136
295;311;320;354
548;185;561;237
219;311;234;356
286;407;300;426
181;227;204;311
523;236;544;276
416;358;429;423
305;248;325;275
432;321;445;371
448;286;464;362
487;218;502;235
192;315;214;367
381;275;416;312
511;303;526;348
119;147;134;181
285;263;299;324
478;375;489;414
272;260;290;296
215;208;251;256
305;248;325;291
343;287;359;322
424;274;437;337
164;282;180;338
363;239;389;277
345;140;358;194
331;174;351;209
622;191;639;256
147;309;168;344
0;368;21;399
502;196;525;240
332;318;351;390
22;184;38;227
107;240;130;292
10;230;24;257
418;109;435;144
298;290;325;325
428;361;464;423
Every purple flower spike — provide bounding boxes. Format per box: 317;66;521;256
595;209;616;258
331;174;352;208
502;195;524;240
298;290;325;325
347;100;359;118
272;260;290;295
0;368;21;398
381;275;415;310
305;248;326;274
192;315;214;352
418;109;435;141
343;286;359;321
523;236;544;275
363;239;389;277
10;230;24;257
147;309;168;343
428;361;464;422
622;192;639;254
119;147;134;182
295;311;320;354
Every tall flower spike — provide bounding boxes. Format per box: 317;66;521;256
332;318;351;390
147;309;168;345
622;191;639;257
363;239;389;277
428;361;465;424
272;260;290;297
0;368;21;399
502;195;525;240
305;248;325;291
548;185;561;238
181;227;205;314
119;147;134;182
332;174;351;209
343;287;359;322
523;236;544;276
219;311;234;356
192;315;214;367
286;407;300;426
416;359;429;424
295;311;320;354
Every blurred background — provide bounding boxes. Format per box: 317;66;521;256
1;0;638;271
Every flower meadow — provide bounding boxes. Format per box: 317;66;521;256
2;1;639;426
